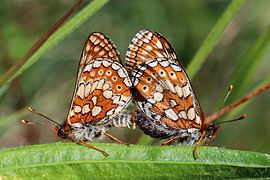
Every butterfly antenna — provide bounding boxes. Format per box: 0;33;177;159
216;114;247;125
213;85;247;125
215;85;233;123
21;107;61;126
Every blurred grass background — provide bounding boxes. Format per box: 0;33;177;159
0;0;269;153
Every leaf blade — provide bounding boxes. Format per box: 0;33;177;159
0;143;269;179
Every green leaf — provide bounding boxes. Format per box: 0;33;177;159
0;143;269;179
0;0;109;96
187;0;247;79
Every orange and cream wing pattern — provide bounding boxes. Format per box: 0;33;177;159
126;30;204;130
67;32;132;125
125;30;178;73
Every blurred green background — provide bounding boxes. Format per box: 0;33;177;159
0;0;269;153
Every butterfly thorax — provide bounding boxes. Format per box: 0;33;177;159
55;122;104;142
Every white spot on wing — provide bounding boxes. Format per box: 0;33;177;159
92;60;102;68
171;64;182;72
148;98;156;104
70;110;74;117
91;96;97;105
187;108;195;120
153;92;163;102
195;115;202;125
83;64;92;72
165;108;179;121
132;78;139;86
179;111;187;119
123;77;131;87
77;84;84;99
155;84;164;93
103;82;110;90
183;84;190;98
170;99;178;107
106;108;115;116
165;80;176;93
160;60;169;67
146;45;153;51
92;106;102;116
103;90;113;99
156;40;163;49
117;68;127;78
112;63;121;70
148;60;158;67
82;104;90;114
102;59;111;67
85;82;92;97
112;95;120;104
74;106;82;113
175;85;183;98
96;78;105;89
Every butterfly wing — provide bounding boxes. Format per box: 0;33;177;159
126;30;204;132
67;32;132;125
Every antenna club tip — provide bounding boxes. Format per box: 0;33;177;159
28;107;35;112
241;114;247;119
21;120;29;124
229;85;233;91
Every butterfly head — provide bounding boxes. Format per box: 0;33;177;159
204;123;220;144
55;124;69;139
203;113;247;144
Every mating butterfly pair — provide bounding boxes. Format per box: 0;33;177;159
23;30;220;158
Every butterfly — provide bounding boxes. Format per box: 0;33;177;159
22;32;132;156
125;30;221;158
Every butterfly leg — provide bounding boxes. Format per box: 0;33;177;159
162;134;190;146
79;139;109;156
101;131;126;144
131;111;137;129
193;130;206;159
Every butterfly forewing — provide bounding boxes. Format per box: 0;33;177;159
126;30;204;130
67;32;132;125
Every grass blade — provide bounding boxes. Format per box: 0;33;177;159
187;0;247;79
229;27;270;101
214;27;270;120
